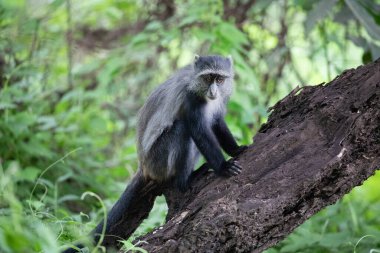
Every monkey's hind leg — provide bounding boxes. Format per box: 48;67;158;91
174;140;200;192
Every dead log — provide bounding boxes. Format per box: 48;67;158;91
105;59;379;252
128;59;380;252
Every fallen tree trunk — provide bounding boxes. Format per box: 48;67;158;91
107;59;380;252
131;59;380;252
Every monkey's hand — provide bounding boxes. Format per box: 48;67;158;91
230;145;248;157
217;160;242;177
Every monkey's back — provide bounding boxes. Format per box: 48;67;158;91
137;65;195;180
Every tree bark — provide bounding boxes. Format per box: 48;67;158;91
125;59;380;252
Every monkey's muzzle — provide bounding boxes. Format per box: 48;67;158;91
207;83;218;100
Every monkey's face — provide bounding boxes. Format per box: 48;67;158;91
200;74;226;100
192;55;234;100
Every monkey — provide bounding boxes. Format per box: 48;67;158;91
63;55;247;253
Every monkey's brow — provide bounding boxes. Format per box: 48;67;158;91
201;73;226;78
197;69;231;78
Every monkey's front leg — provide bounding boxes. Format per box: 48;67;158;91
186;116;242;177
213;117;248;157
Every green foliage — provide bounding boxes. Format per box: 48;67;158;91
265;171;380;253
0;0;379;252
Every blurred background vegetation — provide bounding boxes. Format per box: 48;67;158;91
0;0;379;252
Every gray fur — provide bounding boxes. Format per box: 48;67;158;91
138;65;192;156
137;55;234;182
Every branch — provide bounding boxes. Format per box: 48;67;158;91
131;59;380;252
74;0;175;50
223;0;257;27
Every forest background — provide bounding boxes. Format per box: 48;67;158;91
0;0;380;252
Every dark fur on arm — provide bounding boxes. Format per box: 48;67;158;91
184;95;242;177
185;107;225;173
213;117;239;156
213;117;247;157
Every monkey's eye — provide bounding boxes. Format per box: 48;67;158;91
215;76;225;84
204;75;212;83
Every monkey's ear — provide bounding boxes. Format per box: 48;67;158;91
227;55;233;65
194;54;200;62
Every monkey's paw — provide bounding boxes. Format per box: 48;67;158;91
218;160;242;177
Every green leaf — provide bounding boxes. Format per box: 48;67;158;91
369;42;380;60
305;0;339;35
0;102;16;110
217;22;249;46
334;5;354;25
280;233;318;252
20;138;54;158
360;0;380;25
6;112;36;137
345;0;380;40
15;167;40;182
58;195;80;203
37;116;57;131
319;232;351;248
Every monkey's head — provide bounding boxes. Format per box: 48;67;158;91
190;55;234;101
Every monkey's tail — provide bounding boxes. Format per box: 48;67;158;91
62;170;154;253
93;169;146;242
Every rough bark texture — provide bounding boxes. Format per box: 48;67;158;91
125;59;380;252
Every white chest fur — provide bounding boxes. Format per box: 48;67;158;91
204;97;225;124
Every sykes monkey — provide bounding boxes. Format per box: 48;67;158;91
63;55;246;252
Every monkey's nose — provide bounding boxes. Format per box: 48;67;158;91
207;84;218;99
207;94;217;100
